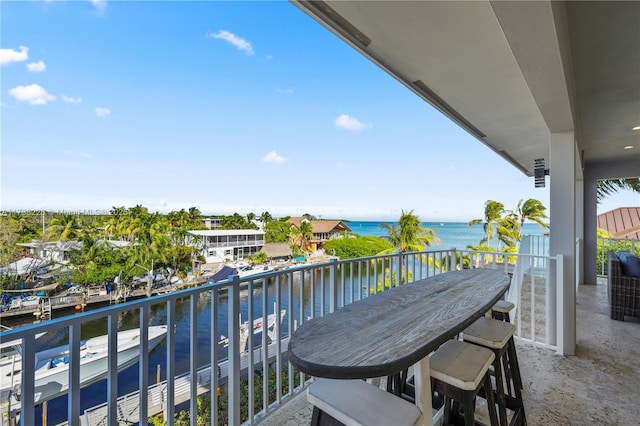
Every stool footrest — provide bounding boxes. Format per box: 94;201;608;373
307;378;423;426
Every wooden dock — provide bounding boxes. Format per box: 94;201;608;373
0;279;208;321
68;337;289;426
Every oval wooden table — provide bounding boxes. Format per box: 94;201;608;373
288;268;511;426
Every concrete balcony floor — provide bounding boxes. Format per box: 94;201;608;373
262;280;640;425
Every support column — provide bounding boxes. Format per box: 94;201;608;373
549;131;576;356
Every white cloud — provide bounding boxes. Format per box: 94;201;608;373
95;107;111;117
90;0;107;11
334;114;368;131
9;84;55;105
0;46;29;66
62;95;82;104
276;88;295;95
262;151;287;165
26;60;46;73
209;30;254;56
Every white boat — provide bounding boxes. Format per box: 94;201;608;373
0;325;168;410
219;308;286;353
234;262;274;278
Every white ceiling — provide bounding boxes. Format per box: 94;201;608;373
293;1;640;176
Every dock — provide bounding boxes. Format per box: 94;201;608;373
67;337;289;426
0;279;208;321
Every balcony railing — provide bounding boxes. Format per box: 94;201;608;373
597;237;639;276
1;248;561;426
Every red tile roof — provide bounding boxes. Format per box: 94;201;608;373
597;207;640;239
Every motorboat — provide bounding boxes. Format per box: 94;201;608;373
235;263;274;278
0;325;168;410
219;307;286;353
209;263;274;283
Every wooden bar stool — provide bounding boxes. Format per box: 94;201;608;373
491;300;515;322
429;339;498;426
462;317;526;426
307;378;423;426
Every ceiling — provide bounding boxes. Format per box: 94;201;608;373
292;1;640;177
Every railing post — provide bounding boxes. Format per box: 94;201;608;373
329;258;338;313
228;275;241;426
555;255;565;355
396;251;402;287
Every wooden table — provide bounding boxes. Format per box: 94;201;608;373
288;268;511;426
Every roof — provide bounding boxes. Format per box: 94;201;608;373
260;243;293;258
597;207;640;239
188;229;264;237
288;218;351;234
293;1;640;175
18;240;82;251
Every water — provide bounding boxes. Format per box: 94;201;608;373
347;221;548;249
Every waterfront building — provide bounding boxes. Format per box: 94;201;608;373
286;217;351;251
187;229;265;263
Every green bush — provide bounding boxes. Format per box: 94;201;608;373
324;236;393;259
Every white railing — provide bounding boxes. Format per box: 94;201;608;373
1;248;561;426
597;237;639;276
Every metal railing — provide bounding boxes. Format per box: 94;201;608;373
1;248;561;426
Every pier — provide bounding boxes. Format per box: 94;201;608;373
65;337;289;426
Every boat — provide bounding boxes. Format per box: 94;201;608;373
219;307;286;353
209;263;274;283
0;325;168;410
235;263;274;278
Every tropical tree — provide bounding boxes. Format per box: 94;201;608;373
468;200;506;249
289;220;314;252
597;178;640;203
48;213;83;241
264;220;291;243
246;212;256;223
514;199;548;229
259;211;273;227
378;210;441;254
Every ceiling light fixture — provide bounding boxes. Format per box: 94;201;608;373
633;126;640;131
624;145;634;150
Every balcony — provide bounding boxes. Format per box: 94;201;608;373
263;278;640;425
2;248;638;425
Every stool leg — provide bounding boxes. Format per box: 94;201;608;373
483;372;498;426
443;395;453;426
508;337;523;391
502;351;514;397
463;395;475;426
507;340;527;426
493;354;508;426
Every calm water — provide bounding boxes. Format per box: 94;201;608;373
348;221;548;249
27;221;548;423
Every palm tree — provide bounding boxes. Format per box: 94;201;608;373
378;210;441;253
48;214;83;241
468;200;506;249
597;178;640;203
259;211;273;227
512;198;549;238
289;220;314;252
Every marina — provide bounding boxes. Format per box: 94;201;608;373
75;337;290;425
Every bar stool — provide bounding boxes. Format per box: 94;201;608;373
463;317;526;426
491;300;515;322
429;339;498;426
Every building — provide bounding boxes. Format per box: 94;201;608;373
287;217;351;251
597;207;640;240
188;229;265;263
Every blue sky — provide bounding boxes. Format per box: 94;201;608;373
1;1;637;221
